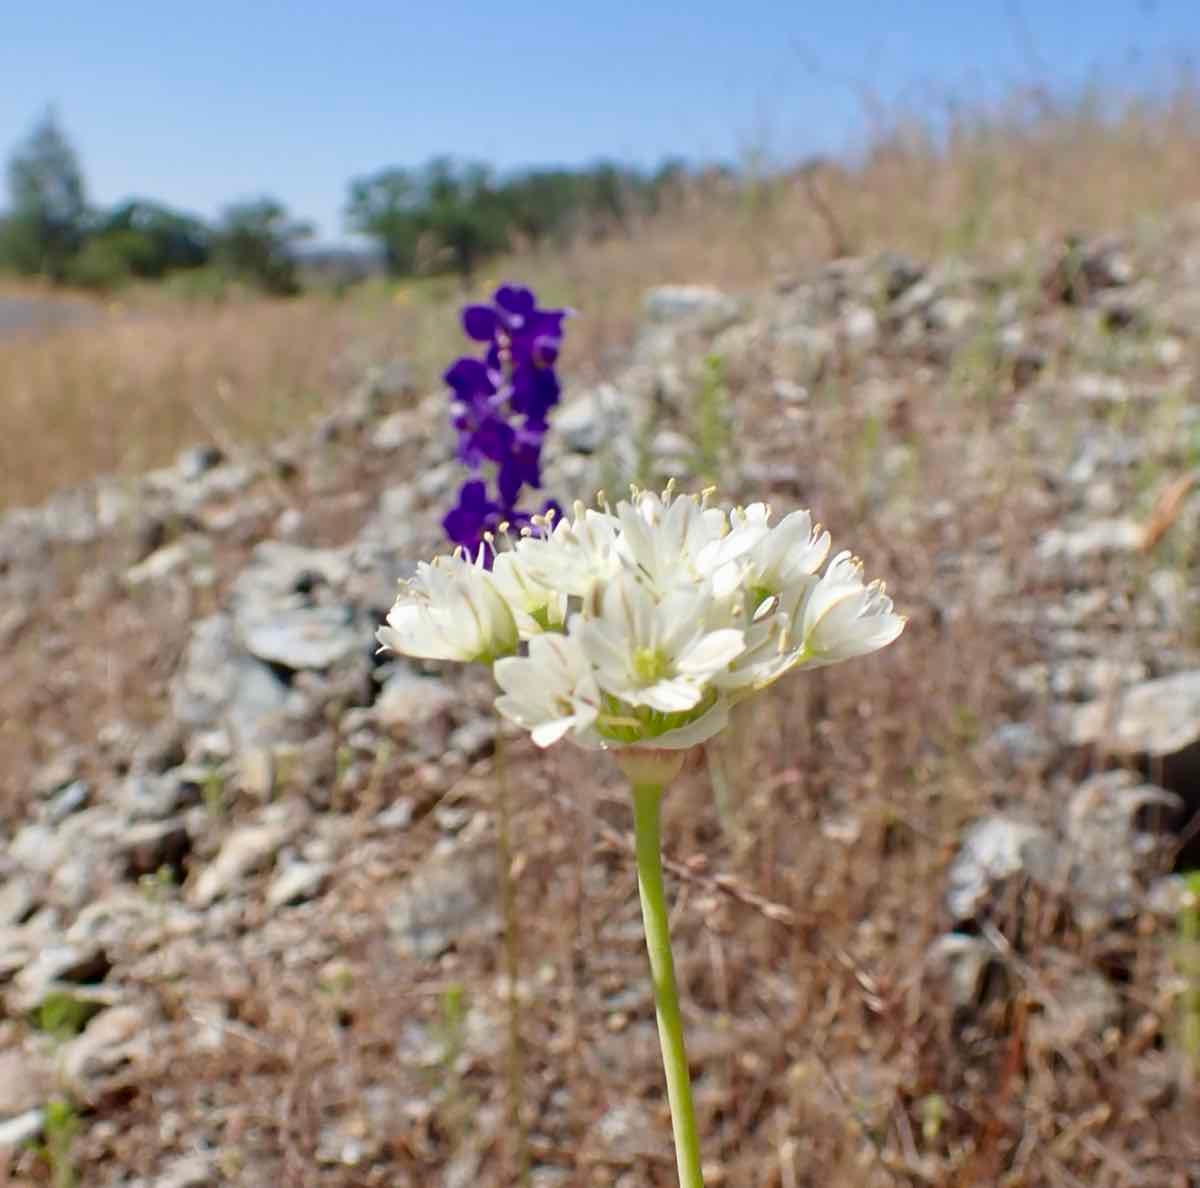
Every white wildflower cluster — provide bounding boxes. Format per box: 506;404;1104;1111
377;486;905;751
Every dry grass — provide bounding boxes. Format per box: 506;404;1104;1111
4;76;1200;510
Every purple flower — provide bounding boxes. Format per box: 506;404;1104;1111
442;479;500;557
441;283;570;561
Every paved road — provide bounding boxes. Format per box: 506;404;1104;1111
0;294;94;338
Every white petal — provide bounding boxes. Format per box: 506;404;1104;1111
675;629;745;676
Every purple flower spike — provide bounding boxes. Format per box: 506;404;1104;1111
461;304;498;342
440;282;571;557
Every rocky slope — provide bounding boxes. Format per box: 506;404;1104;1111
2;219;1200;1185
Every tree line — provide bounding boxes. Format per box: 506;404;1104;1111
0;110;697;295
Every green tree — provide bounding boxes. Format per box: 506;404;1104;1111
100;200;211;276
1;108;88;281
344;168;423;275
213;197;311;295
346;158;509;282
421;157;509;282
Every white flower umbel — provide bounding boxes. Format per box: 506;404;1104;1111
376;551;519;663
376;485;904;744
494;632;600;747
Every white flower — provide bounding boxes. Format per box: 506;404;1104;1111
613;487;730;591
515;503;621;597
494;632;601;747
490;551;566;639
798;551;905;664
376;552;518;663
731;504;831;599
575;570;745;713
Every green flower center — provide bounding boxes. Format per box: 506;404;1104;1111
596;689;718;745
633;647;671;684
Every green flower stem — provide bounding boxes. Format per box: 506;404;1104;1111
631;782;705;1188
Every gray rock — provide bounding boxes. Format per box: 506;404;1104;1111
642;284;742;330
1062;770;1181;928
240;605;361;671
1028;956;1120;1055
267;860;330;909
120;820;192;881
388;836;498;959
840;304;879;351
926;934;1009;1011
927;295;977;335
125;536;214;588
60;1003;152;1088
119;768;205;820
0;1109;44;1151
945;817;1058;923
370;409;422;450
1035;519;1142;566
585;1103;664;1165
0;1047;53;1116
982;722;1056;773
43;779;90;823
150;1152;218;1188
0;876;36;927
375;799;414;830
874;251;925;301
187;808;301;907
11;821;78;877
171;615;290;750
374;669;456;729
10;942;111;1013
176;444;225;481
553;384;630;455
1067;670;1200;789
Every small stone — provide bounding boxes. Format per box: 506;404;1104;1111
60;1003;152;1088
945;817;1057;924
982;722;1056;773
152;1152;217;1188
1028;956;1120;1054
388;839;498;959
240;605;362;671
375;799;414;830
841;304;879;350
448;717;496;762
926;934;1010;1011
1067;670;1200;791
0;1109;44;1151
643;285;742;330
10;942;112;1013
31;752;81;798
125;538;209;587
267;860;330;909
120;820;192;882
42;779;90;823
187;811;299;907
1035;519;1142;567
0;1047;54;1115
0;876;37;927
177;444;225;481
374;670;456;729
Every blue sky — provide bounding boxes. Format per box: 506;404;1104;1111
2;1;1197;242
